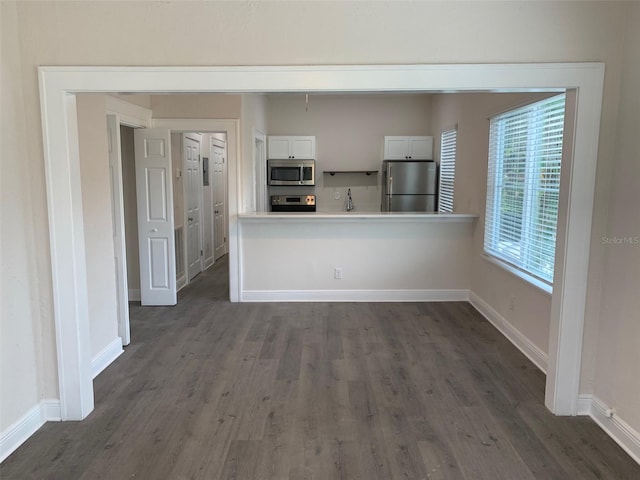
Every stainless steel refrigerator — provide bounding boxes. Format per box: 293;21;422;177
381;160;437;212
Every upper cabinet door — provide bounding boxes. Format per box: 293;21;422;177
384;136;433;160
267;137;291;159
290;136;316;159
408;136;433;160
268;136;316;159
383;136;410;160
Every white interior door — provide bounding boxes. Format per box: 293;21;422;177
134;128;177;306
184;134;202;281
212;141;227;259
106;115;130;345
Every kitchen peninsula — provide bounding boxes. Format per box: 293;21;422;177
238;211;478;302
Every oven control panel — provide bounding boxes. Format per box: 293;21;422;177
271;195;316;211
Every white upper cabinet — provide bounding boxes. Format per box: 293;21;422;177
290;137;316;159
384;136;433;160
268;136;316;159
267;137;292;159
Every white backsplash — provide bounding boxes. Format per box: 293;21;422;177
316;172;381;212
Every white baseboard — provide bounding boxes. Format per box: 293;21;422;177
468;291;548;374
577;394;593;415
578;394;640;465
241;289;470;302
128;288;141;302
1;336;123;463
42;400;61;421
91;337;124;379
0;399;61;463
177;275;187;292
204;256;214;269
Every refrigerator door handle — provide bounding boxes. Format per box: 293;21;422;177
388;166;393;196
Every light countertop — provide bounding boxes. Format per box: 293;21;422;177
238;212;478;223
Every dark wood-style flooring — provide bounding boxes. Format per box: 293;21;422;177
2;256;639;479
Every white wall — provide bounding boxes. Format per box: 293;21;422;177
2;0;639;460
75;94;121;358
151;95;241;119
266;94;432;212
0;1;53;433
430;92;555;353
592;2;640;430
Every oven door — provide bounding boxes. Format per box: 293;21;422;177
271;204;316;212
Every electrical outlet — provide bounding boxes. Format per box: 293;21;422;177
334;191;340;200
334;267;343;279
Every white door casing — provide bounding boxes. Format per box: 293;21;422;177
212;139;227;259
253;129;267;213
39;64;604;421
184;134;203;281
134;128;177;306
106;115;130;346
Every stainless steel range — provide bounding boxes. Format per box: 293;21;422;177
271;195;316;212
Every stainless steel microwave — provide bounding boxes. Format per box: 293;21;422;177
267;159;315;186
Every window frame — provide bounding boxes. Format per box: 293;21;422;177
483;94;566;291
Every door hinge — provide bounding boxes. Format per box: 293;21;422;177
224;237;227;243
201;249;203;256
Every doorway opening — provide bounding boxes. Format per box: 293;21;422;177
41;64;604;421
105;103;235;347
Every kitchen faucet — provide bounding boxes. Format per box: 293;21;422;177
346;188;354;212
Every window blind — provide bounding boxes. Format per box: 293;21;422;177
438;128;457;213
484;94;566;284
